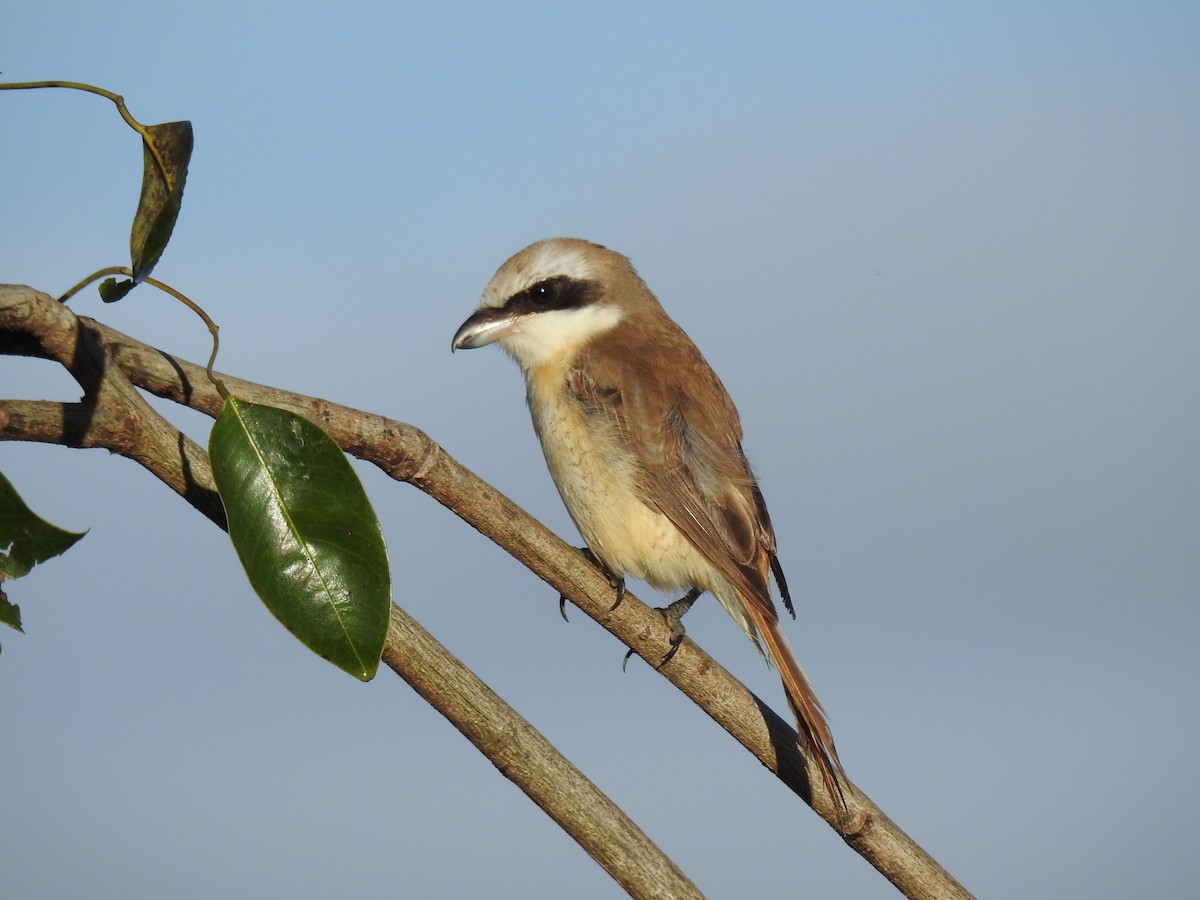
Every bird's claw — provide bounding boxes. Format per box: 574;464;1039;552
576;547;625;610
560;548;625;620
622;588;703;670
608;577;626;611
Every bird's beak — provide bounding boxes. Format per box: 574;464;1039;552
451;307;520;352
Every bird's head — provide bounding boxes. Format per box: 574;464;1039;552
452;238;651;371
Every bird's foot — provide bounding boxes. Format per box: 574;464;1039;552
559;547;626;621
623;588;703;670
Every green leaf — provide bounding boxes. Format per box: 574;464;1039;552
99;277;136;303
0;470;87;580
209;398;390;680
129;120;193;286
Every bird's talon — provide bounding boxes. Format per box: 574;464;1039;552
657;636;684;667
643;588;702;667
559;594;570;622
609;578;626;611
662;611;687;646
660;588;701;633
578;546;626;610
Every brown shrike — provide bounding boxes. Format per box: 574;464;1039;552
452;237;845;812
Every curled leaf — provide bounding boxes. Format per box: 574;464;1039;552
129;120;193;286
99;277;136;303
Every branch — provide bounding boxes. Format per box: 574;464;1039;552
0;284;699;900
1;284;974;899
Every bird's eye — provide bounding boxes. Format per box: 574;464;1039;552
528;280;556;308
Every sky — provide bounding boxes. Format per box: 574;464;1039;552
2;2;1199;897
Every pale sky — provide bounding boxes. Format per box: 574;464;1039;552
3;2;1198;897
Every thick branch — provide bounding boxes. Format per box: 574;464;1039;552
2;284;973;899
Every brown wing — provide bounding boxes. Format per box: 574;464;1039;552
569;316;782;624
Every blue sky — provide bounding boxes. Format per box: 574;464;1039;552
3;2;1198;897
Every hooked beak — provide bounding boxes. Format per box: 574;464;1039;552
451;307;521;352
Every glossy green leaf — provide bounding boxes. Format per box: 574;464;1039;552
209;398;390;680
0;470;87;580
129;120;193;286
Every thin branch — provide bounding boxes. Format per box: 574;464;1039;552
2;284;974;899
380;605;702;899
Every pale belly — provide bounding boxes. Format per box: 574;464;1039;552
527;376;716;595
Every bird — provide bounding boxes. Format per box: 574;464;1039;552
451;237;845;815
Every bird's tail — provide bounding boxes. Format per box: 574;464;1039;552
755;611;848;822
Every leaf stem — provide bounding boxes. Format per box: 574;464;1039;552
0;80;174;192
56;267;227;399
143;275;225;399
58;267;128;304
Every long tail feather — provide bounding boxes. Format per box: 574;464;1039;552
751;607;847;821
